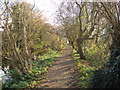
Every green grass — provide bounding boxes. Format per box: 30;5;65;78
3;50;61;88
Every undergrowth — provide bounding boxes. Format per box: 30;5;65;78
3;50;61;88
72;46;111;88
72;50;96;88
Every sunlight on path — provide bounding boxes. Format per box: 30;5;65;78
36;45;76;88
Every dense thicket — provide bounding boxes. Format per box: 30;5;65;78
1;1;64;77
91;2;120;88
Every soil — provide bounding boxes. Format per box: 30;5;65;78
36;45;77;88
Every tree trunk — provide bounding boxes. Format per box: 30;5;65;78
105;27;120;88
109;40;120;63
109;27;120;64
77;38;86;59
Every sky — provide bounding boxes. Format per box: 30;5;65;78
24;0;120;25
25;0;63;25
0;0;63;31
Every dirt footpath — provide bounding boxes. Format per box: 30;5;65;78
36;45;76;88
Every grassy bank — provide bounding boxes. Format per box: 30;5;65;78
72;50;96;88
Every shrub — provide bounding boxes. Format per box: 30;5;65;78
84;42;110;68
3;50;61;88
91;50;120;88
73;51;96;88
75;60;95;88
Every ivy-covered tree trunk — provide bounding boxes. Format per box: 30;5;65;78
109;27;120;63
108;26;120;87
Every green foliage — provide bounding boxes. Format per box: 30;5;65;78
77;65;95;88
10;81;29;88
91;50;120;88
84;40;110;68
75;63;95;88
38;50;60;60
73;45;119;88
73;51;96;88
3;50;61;88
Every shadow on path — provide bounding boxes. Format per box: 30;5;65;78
35;45;77;88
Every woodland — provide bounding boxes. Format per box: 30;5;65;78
0;0;120;88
